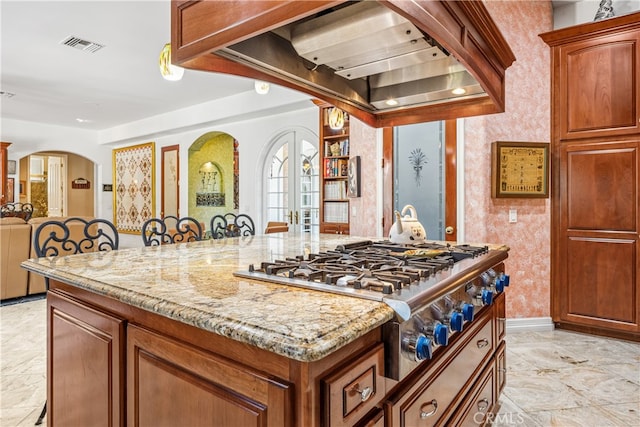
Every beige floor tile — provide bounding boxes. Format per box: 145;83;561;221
528;405;634;427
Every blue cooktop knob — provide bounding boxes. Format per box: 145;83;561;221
450;311;463;332
482;289;494;305
495;276;505;293
462;303;474;322
434;323;449;346
416;335;433;360
503;274;510;286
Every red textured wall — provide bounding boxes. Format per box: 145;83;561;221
465;0;553;318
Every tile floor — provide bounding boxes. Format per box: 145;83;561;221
1;299;639;426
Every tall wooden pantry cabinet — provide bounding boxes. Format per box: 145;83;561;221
541;12;640;341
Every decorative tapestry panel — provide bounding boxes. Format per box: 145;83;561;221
113;142;155;233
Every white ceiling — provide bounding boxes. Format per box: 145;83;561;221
0;0;270;131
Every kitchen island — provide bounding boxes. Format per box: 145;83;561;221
22;233;509;427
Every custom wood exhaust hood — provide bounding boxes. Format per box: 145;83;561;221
171;0;515;128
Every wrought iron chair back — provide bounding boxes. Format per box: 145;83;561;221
33;217;119;258
0;202;34;221
141;216;203;246
32;217;118;426
210;213;255;239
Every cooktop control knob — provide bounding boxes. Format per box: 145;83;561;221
495;276;505;292
482;289;493;305
480;271;491;287
402;332;433;361
502;273;510;286
462;303;474;322
434;323;448;346
450;311;463;332
416;335;433;360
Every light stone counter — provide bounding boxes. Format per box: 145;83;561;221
21;233;395;362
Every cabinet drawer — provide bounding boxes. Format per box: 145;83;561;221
449;363;495;427
393;316;494;426
323;344;385;426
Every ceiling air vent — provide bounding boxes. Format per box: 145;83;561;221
60;35;105;53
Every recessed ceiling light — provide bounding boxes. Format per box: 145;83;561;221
76;118;93;123
385;99;399;106
452;88;466;95
254;80;270;94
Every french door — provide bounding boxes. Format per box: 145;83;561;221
265;129;319;234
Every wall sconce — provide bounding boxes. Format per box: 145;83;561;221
254;80;270;95
328;107;345;130
159;43;184;81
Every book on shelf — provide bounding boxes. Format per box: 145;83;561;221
323;201;349;223
324;139;349;157
323;181;347;200
324;158;349;178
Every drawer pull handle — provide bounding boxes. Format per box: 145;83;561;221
419;399;438;419
352;384;373;402
477;398;489;412
476;338;489;348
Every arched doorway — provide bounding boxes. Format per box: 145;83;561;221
18;151;96;218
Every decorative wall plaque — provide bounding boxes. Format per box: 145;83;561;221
491;141;549;198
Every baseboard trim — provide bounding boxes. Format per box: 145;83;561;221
506;317;554;333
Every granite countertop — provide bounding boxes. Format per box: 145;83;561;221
21;233;396;362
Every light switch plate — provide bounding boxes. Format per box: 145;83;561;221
509;209;517;223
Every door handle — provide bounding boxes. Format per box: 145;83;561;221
288;210;293;224
445;226;454;235
295;211;299;225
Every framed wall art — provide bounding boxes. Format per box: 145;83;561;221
6;178;14;202
113;142;155;233
7;160;16;175
491;141;549;198
347;156;361;198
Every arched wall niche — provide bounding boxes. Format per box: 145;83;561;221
188;131;238;225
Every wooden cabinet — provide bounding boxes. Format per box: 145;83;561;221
127;324;292;427
45;274;508;426
0;142;11;205
448;364;495;427
321;344;385;427
384;308;497;427
319;104;350;234
541;13;640;341
47;291;125;427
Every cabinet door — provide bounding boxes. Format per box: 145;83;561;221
556;30;640;140
48;291;125;427
127;324;293;427
556;140;639;332
385;316;494;427
447;364;495;427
